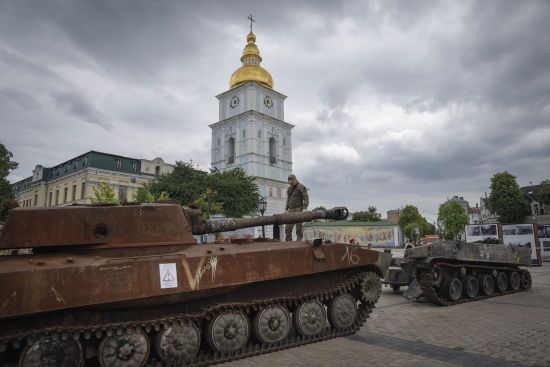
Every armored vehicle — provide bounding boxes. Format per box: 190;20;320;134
392;240;532;305
0;204;391;366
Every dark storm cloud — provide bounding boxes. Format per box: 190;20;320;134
1;0;549;215
52;91;112;130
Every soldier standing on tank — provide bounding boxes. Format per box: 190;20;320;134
285;174;309;241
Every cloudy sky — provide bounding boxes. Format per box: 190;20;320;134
1;0;549;220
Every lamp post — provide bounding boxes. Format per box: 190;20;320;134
257;196;267;238
528;191;537;224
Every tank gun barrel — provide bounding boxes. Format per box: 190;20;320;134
188;207;349;235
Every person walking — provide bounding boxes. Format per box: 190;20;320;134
285;174;309;241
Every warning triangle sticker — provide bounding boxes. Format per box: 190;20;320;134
163;270;175;282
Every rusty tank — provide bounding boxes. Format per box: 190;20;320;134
0;204;391;366
396;240;532;305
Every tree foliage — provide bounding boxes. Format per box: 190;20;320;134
90;182;118;204
398;205;429;235
0;144;18;221
403;222;424;243
488;171;529;223
134;187;169;203
352;206;381;222
149;162;259;218
438;201;469;240
536;185;550;206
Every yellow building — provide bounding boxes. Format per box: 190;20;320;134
12;151;174;207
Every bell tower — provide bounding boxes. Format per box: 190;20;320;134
210;17;293;234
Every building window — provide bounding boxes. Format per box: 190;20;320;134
258;130;262;138
34;194;38;206
64;187;68;203
81;182;85;199
49;192;52;207
268;187;273;197
155;166;161;175
242;129;246;139
269;137;276;164
283;137;286;146
217;137;221;146
55;190;59;205
119;185;127;203
116;159;122;170
132;162;137;172
72;185;77;201
227;137;235;164
277;187;281;198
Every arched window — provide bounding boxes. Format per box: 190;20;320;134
228;137;235;164
269;137;276;164
155;166;161;175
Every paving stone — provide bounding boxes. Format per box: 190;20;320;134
221;264;550;367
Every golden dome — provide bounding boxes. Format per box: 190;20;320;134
229;30;273;89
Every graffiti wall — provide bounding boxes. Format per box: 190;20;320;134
303;224;401;247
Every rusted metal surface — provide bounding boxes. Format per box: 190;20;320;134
0;204;196;249
0;203;391;366
406;240;532;266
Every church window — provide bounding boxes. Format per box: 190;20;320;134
269;137;276;164
228;137;235;164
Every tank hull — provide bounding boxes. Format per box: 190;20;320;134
1;239;390;365
398;241;532;305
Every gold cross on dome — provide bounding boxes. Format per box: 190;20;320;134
248;14;255;32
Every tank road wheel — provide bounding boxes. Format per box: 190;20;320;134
496;272;507;292
155;323;201;364
19;339;83;367
328;293;358;330
293;300;327;336
479;274;494;296
98;330;149;367
431;265;443;287
462;275;479;299
207;311;250;353
509;271;521;291
444;277;462;302
253;306;291;344
361;272;382;306
521;271;532;289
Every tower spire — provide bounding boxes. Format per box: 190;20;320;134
248;14;255;33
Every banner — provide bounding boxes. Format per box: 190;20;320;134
303;224;400;247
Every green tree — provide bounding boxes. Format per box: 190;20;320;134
90;182;118;204
149;161;208;206
134;187;169;203
403;222;424;243
312;206;326;211
438;201;469;240
149;163;259;218
488;172;529;223
193;188;223;219
536;185;550;206
398;205;429;234
207;168;259;217
0;144;18;221
352;206;381;222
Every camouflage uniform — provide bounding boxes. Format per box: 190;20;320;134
285;175;309;241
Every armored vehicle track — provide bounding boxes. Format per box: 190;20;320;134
1;271;380;367
416;262;532;306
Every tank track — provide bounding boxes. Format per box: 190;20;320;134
0;271;380;367
417;262;532;306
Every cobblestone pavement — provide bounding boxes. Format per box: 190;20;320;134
222;264;550;367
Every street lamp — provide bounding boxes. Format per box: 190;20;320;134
257;196;267;238
528;191;537;224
